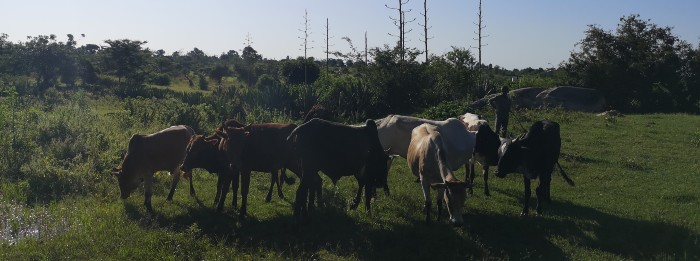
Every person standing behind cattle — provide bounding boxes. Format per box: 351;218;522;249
489;85;512;137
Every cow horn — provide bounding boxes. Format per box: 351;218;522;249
430;183;447;189
384;147;392;155
215;129;228;139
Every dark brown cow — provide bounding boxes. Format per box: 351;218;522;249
467;124;503;196
286;118;390;222
180;135;230;206
112;125;195;213
495;120;575;215
215;122;300;216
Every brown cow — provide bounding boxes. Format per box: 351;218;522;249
181;132;296;210
112;125;195;213
215;122;300;216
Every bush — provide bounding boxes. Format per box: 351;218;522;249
148;73;172;86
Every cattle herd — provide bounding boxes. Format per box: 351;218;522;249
112;111;575;226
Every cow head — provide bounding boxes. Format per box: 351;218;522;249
112;165;142;199
181;135;221;173
431;181;470;227
216;126;250;170
365;119;392;191
495;138;527;178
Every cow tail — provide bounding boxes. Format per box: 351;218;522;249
556;161;575;186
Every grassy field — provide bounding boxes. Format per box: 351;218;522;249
1;111;699;260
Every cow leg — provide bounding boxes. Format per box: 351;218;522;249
436;188;445;221
421;182;432;224
276;168;285;199
213;173;223;206
483;165;491;196
521;177;531;216
186;170;195;196
144;174;154;214
535;174;552;215
308;172;321;211
265;170;276;203
166;169;181;201
294;170;311;222
217;169;236;212
350;180;363;210
239;170;251;218
230;169;239;209
467;161;475;195
364;182;373;215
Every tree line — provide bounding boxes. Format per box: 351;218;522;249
0;14;698;120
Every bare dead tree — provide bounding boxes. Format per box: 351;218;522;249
364;31;368;64
419;0;433;63
386;0;415;61
243;32;253;47
472;0;488;68
299;9;313;84
323;18;335;71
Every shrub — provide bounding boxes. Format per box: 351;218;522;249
148;73;172;86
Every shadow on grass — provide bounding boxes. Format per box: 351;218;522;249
123;189;481;260
485;188;700;260
120;183;699;260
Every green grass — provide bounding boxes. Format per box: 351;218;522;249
2;112;699;260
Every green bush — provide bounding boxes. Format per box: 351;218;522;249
148;73;172;86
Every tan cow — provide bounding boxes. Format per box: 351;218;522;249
112;125;195;213
408;123;470;227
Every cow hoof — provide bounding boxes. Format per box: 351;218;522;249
349;202;360;210
468;188;474;195
519;211;529;217
264;195;272;203
484;191;491;197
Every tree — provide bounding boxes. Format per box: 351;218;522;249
209;64;230;86
22;34;79;91
242;46;262;64
564;14;696;112
386;0;415;61
419;0;433;63
298;9;314;84
472;0;488;68
280;57;320;85
103;39;149;87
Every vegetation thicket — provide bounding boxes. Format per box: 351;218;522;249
0;14;698;259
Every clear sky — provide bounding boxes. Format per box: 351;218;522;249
2;1;699;69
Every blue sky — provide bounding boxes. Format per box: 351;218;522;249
2;1;699;69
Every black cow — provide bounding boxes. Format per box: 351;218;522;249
467;124;502;196
495;120;574;215
287;118;390;222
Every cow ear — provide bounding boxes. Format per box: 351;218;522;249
430;183;447;189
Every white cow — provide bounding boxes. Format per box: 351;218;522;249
407;123;470;226
375;115;476;172
459;112;488;132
